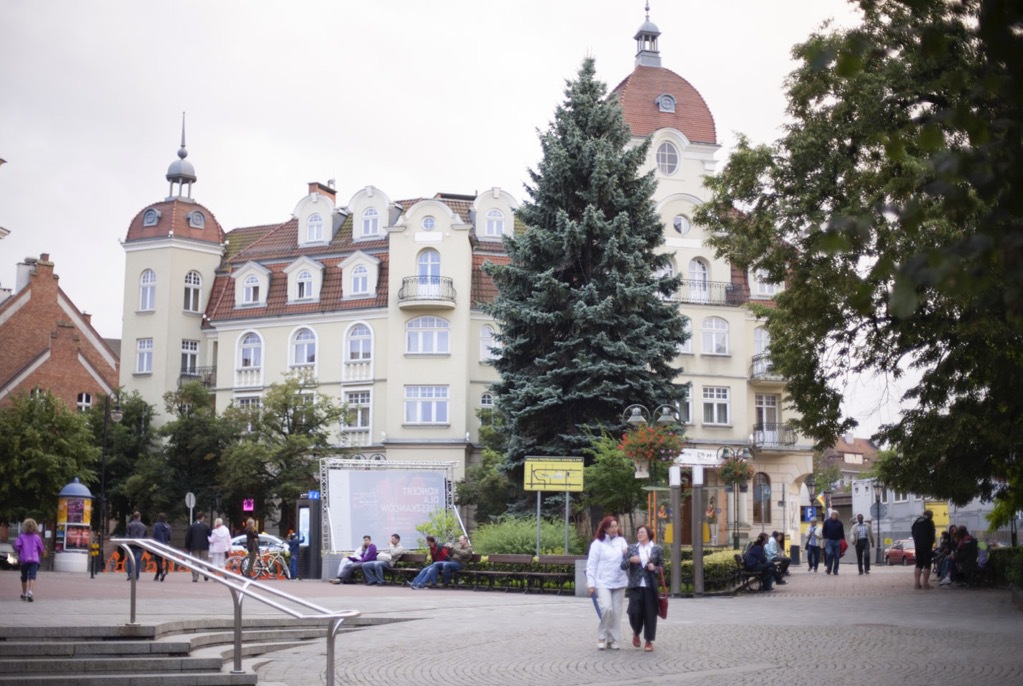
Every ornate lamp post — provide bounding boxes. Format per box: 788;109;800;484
622;403;683;595
97;395;122;574
718;447;753;550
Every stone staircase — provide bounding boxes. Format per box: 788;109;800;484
0;616;384;685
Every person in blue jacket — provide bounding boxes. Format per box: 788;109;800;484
287;530;304;580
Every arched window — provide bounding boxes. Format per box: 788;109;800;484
307;213;324;242
480;325;497;362
139;269;156;311
753;473;772;525
688;258;709;303
352;265;369;295
656;141;679;175
347;324;373;361
296;270;313;299
76;392;93;412
243;275;260;304
485;209;505;237
406;316;449;354
183;271;202;312
361;208;379;237
239;333;262;369
292;328;316;367
480;392;494;408
417;249;441;296
702;317;729;355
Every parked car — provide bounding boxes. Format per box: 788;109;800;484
885;539;916;565
0;542;19;570
229;533;287;555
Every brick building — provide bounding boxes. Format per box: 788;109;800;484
0;254;120;410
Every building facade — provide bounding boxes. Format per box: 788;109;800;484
0;253;120;411
119;11;813;545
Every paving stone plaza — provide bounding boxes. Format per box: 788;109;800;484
3;563;1021;685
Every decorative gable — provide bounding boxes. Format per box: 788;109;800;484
338;251;382;299
283;256;324;303
231;262;272;307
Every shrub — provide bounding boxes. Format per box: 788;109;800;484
472;516;586;555
414;508;460;549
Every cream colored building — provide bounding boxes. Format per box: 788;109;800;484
120;12;813;546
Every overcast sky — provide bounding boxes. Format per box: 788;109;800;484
2;0;903;435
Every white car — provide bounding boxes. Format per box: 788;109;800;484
229;533;288;555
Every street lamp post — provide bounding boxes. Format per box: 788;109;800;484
97;395;122;574
623;403;682;596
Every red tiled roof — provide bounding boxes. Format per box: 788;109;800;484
125;199;225;244
611;66;716;144
471;254;509;307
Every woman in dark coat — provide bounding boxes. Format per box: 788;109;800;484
621;524;664;652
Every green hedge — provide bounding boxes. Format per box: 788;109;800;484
989;546;1023;587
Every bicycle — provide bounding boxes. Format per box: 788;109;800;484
239;550;290;580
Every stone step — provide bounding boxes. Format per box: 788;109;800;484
0;656;224;675
0;640;192;658
0;672;258;685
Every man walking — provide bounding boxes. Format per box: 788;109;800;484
185;513;211;582
850;513;875;575
822;510;845;575
911;509;936;589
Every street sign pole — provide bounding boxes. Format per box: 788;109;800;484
185;491;196;524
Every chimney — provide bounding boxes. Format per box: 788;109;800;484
308;181;336;205
15;256;38;293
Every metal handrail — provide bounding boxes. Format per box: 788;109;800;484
112;538;358;682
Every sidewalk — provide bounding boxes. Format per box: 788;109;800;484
3;563;1021;685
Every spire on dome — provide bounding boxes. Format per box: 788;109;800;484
634;1;662;68
165;112;197;202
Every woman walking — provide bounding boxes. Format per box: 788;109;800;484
622;524;664;652
208;518;232;569
585;516;628;650
243;518;260;578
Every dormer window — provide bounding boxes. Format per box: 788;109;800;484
485;209;505;237
307;213;324;243
143;209;161;227
361;208;379;238
655;94;676;113
296;270;313;299
243;275;260;304
188;211;206;229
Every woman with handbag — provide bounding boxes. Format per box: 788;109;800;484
622;524;665;652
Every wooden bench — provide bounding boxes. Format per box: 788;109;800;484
469;554;534;592
733;554;763;593
384;552;427;585
527;555;584;595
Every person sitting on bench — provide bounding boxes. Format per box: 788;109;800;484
329;535;377;584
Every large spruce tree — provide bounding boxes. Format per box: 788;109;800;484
485;58;687;470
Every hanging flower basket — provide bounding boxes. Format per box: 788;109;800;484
718;455;754;487
619;424;685;480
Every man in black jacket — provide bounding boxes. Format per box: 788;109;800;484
822;510;845;576
184;513;211;582
911;510;936;589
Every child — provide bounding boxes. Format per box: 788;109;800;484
15;518;45;602
287;530;304;580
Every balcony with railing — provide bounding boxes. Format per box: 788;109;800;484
751;422;798;449
672;279;748;307
397;276;456;309
749;353;785;383
177;366;216;388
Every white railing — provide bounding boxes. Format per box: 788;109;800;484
234;367;262;388
111;538;358;683
343;360;372;382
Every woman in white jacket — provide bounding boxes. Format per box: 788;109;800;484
586;515;629;650
208;518;232;569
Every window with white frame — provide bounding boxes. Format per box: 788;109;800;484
753;269;780;297
702;386;730;425
181;339;199;374
183;271;202;312
679;396;692;424
351;265;369;296
417;249;441;294
240;333;262;368
485;209;505;237
342;390;371;432
139;270;156;311
404;385;449;425
701;316;729;355
136;338;153;374
292;328;316;367
480;325;497;362
243;275;260;304
296;270;313;300
480;392;494;408
76;392;93;412
688;258;709;303
656;141;679;175
234;396;261;432
678;316;692;354
307;213;324;243
347;324;372;361
361;208;379;237
406;316;449;354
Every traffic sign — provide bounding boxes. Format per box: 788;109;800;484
185;492;196;508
